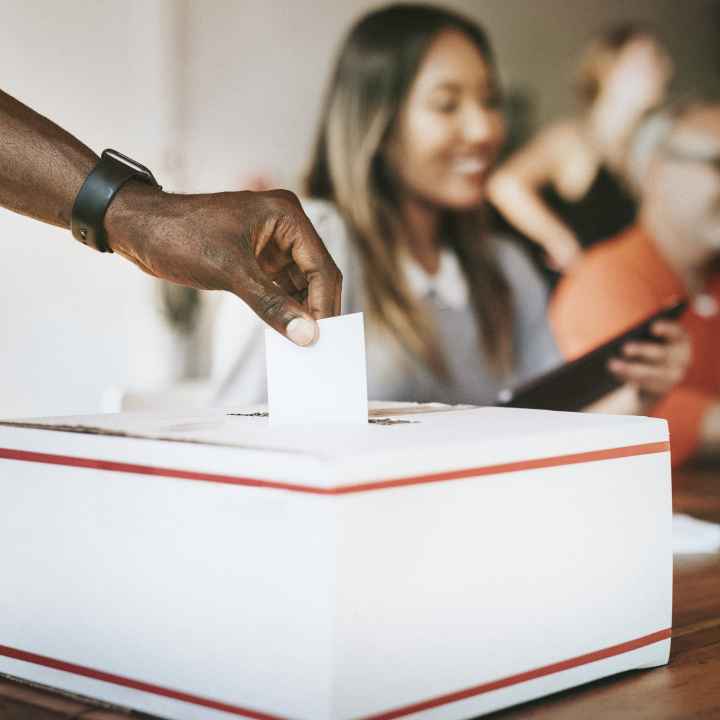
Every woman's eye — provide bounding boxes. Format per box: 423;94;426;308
431;98;458;113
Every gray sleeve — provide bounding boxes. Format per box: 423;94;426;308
495;240;563;386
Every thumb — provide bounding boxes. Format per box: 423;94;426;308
233;273;319;347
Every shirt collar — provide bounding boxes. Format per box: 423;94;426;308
403;248;470;310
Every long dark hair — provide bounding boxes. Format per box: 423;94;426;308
306;3;514;378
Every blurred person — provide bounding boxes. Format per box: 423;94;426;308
213;4;687;413
551;102;720;468
488;25;672;276
0;88;341;347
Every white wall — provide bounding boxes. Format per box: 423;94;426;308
1;0;718;419
181;0;720;191
0;0;182;417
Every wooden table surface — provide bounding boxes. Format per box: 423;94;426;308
2;464;719;720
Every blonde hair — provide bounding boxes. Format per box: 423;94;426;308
575;24;656;108
305;4;514;379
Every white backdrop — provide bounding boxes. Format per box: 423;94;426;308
0;1;182;417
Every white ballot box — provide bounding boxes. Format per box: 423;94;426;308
0;404;672;720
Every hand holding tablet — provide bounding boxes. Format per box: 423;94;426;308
498;299;689;411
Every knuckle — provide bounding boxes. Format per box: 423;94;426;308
314;256;342;282
256;292;289;323
270;189;300;211
253;190;302;226
275;188;299;203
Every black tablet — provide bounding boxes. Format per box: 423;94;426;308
496;298;688;412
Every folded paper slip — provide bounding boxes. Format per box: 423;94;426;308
0;405;672;720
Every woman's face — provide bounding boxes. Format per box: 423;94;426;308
385;29;505;210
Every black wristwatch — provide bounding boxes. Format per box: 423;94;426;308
70;149;161;253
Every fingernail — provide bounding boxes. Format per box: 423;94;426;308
287;317;318;346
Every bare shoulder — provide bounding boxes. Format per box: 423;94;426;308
538;119;585;156
494;119;583;181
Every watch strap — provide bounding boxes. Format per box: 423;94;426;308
71;149;160;253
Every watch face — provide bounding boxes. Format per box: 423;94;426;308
102;149;159;187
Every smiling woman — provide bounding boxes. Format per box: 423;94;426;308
305;4;514;382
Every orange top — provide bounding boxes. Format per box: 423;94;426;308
550;226;720;468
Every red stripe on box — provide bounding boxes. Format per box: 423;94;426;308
363;628;672;720
0;441;668;495
0;643;281;720
0;629;671;720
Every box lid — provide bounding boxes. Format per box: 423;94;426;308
0;403;669;491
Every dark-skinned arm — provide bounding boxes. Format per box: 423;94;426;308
0;89;341;345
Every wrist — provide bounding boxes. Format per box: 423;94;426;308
104;180;167;257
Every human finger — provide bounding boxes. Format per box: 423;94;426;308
650;320;684;341
273;267;302;297
230;259;318;346
651;321;692;366
333;269;342;315
608;358;681;389
286;263;309;293
259;190;342;319
621;341;668;364
292;224;342;319
274;267;310;305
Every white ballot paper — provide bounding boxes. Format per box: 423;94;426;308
265;312;368;425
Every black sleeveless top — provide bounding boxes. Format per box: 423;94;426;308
492;164;637;288
540;164;636;250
